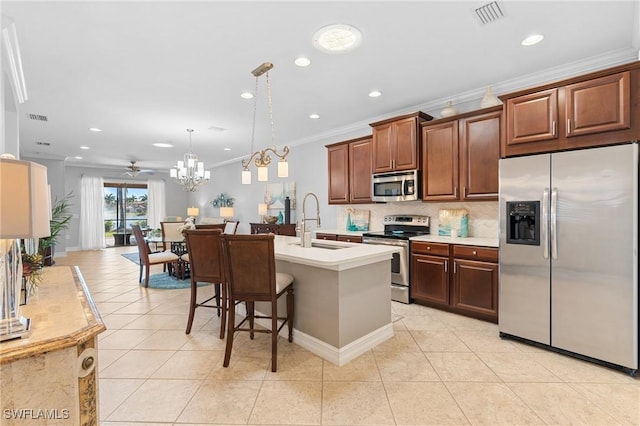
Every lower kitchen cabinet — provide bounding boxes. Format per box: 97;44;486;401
250;223;297;236
411;242;498;323
410;242;450;306
452;259;498;320
316;232;362;243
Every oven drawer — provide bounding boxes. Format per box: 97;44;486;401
411;241;450;256
453;245;498;262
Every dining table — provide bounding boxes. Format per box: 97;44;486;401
146;236;189;280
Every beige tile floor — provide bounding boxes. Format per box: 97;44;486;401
55;246;640;425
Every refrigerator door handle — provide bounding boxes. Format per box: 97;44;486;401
551;187;558;259
542;188;550;259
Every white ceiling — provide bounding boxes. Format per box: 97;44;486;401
2;1;639;175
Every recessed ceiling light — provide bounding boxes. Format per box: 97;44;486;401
368;90;383;98
223;147;231;151
153;142;173;148
309;113;320;119
73;156;82;160
521;34;544;46
88;127;102;132
313;24;363;54
240;92;254;99
295;57;311;67
80;146;90;150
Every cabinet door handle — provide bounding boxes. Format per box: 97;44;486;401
444;260;448;273
472;250;477;255
453;262;456;273
552;121;557;136
454;187;458;198
463;187;467;198
426;246;431;250
567;118;571;134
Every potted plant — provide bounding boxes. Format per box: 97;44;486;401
40;192;73;266
21;251;44;297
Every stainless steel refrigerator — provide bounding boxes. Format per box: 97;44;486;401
499;143;638;374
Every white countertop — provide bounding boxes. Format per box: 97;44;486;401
410;235;498;248
274;235;400;271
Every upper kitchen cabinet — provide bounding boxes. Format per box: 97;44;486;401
370;112;432;173
502;62;640;157
326;136;372;204
421;106;501;201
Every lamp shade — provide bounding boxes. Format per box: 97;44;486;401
187;207;200;217
258;203;268;216
242;170;251;185
278;160;288;178
0;158;51;238
220;207;234;218
257;166;268;182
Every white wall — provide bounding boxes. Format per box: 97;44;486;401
186;138;341;235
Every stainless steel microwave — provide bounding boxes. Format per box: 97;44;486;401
371;169;420;202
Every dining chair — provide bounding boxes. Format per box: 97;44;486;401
183;229;227;338
131;225;179;287
220;233;294;372
160;221;185;251
223;221;239;235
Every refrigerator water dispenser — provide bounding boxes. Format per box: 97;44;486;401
506;201;540;245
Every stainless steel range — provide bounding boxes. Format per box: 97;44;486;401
362;215;430;304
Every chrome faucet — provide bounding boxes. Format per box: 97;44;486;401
300;192;321;247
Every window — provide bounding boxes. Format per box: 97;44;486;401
104;183;148;246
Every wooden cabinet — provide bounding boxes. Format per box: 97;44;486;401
337;235;362;243
349;138;373;203
250;223;297;236
421;107;500;201
370;112;432;173
316;233;362;243
452;245;499;321
506;88;558;146
411;241;498;322
411;242;450;306
316;233;338;241
327;143;349;204
565;72;630;136
502;64;639;157
326;136;372;204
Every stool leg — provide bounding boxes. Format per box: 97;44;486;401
287;286;294;343
185;278;197;334
223;303;235;367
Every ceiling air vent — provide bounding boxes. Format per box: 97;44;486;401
475;1;504;25
27;113;48;121
35;141;51;146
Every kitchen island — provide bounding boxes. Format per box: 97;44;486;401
258;235;400;366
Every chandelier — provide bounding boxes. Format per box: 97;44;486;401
170;129;211;192
241;62;290;184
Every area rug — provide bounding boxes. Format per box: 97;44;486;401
146;272;211;289
121;252;140;264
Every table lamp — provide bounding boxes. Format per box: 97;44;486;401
0;155;51;341
220;207;234;221
187;207;199;223
258;203;268;223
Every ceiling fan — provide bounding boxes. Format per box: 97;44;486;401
123;161;154;177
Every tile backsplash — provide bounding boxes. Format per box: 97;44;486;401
336;201;498;238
